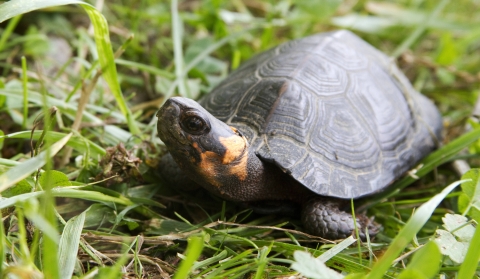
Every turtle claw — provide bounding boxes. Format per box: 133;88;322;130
301;197;380;241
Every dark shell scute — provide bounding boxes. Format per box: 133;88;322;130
200;74;259;121
261;81;315;144
309;99;381;170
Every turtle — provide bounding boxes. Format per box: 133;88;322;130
156;30;442;240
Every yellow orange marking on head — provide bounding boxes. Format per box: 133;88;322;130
219;132;249;181
192;142;222;188
220;134;246;164
226;149;249;181
191;128;249;188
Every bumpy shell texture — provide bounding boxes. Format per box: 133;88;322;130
199;30;442;199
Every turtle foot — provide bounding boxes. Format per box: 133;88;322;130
301;197;380;241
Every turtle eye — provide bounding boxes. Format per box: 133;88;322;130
181;115;209;135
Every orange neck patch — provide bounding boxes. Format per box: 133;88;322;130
192;127;249;188
191;142;221;187
219;133;249;181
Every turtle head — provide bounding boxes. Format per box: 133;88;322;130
157;97;250;195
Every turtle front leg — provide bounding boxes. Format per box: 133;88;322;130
301;197;379;240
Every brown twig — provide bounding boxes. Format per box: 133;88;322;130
59;38;128;167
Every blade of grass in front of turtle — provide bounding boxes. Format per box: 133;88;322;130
396;241;441;279
253;245;271;279
457;217;480;279
173;236;204;279
192;250;229;271
317;236;356;262
366;179;467;279
58;211;85;278
196;250;253;278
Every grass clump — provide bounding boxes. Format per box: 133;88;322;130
1;0;480;278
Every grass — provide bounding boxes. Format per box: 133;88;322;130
1;0;480;278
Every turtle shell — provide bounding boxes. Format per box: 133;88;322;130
199;30;442;199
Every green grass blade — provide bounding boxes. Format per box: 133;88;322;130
457;221;480;279
0;158;19;167
15;209;33;265
0;133;72;193
0;14;21;51
318;236;356;262
22;200;59;244
0;89;132;142
366;179;467;279
1;130;105;157
42;201;59;278
37;102;59;279
0;131;4;154
21;56;28;128
254;245;270;279
81;5;140;135
95;249;129;278
192;250;229;270
115;59;175;79
173;236;204;279
391;0;449;58
171;0;188;98
58;211;86;279
0;187;134;210
458;169;480;218
397;241;441;279
0;211;4;278
182;30;253;79
0;0;86;23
